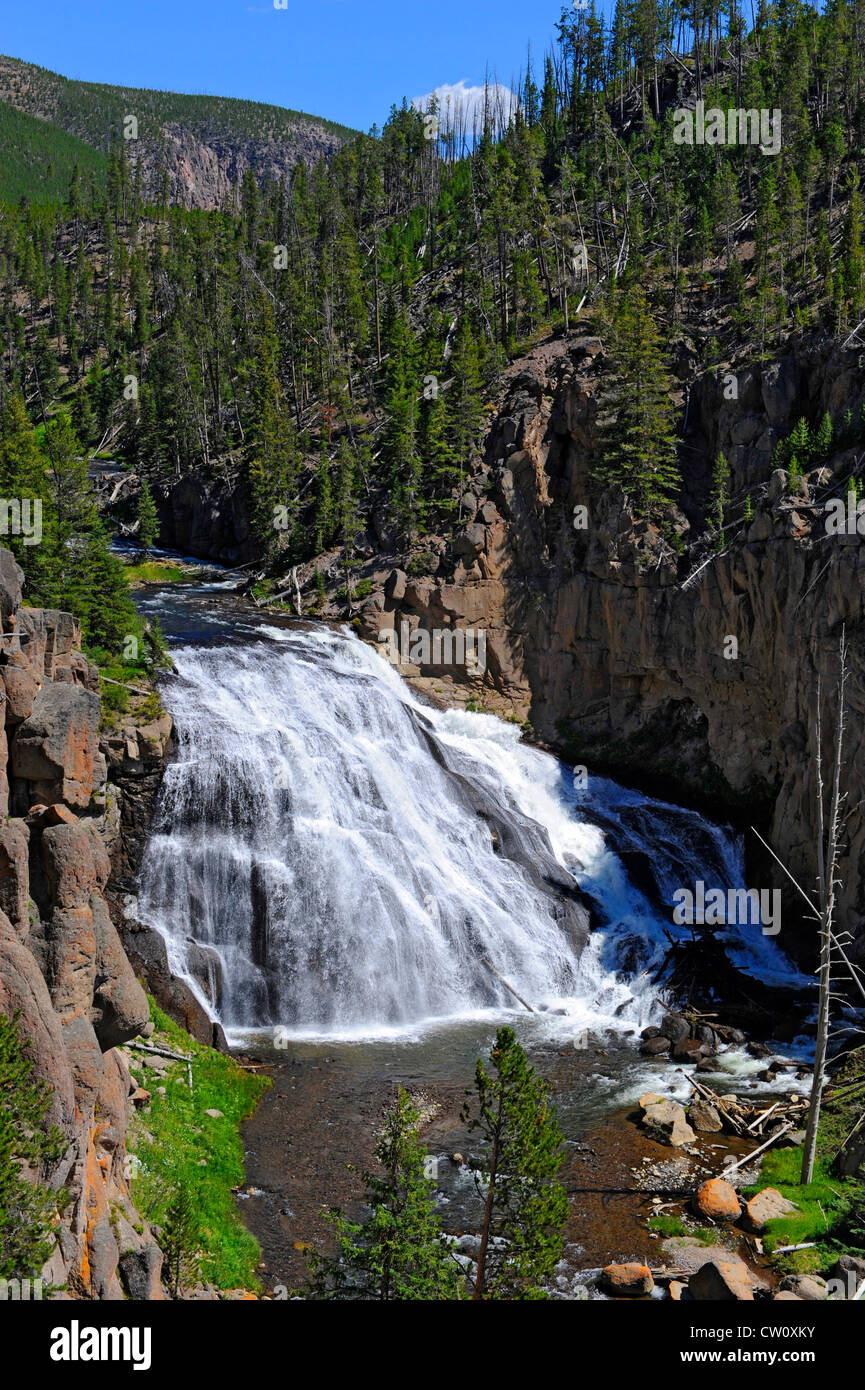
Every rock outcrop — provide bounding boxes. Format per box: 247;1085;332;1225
0;550;164;1298
353;330;865;971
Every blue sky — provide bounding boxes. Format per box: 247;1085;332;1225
2;0;573;132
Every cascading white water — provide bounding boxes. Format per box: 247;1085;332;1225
137;620;806;1040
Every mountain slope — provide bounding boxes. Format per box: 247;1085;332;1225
0;55;357;208
0;99;110;202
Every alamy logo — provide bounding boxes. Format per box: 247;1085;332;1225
49;1321;151;1371
673;101;781;155
673;880;781;936
378;623;487;674
825;491;865;535
0;497;41;546
0;1277;42;1300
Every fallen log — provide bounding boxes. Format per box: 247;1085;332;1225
746;1101;780;1133
480;957;535;1013
722;1122;795;1176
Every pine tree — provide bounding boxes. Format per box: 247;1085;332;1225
592;288;680;516
463;1027;568;1300
136;479;159;553
245;306;300;559
381;309;421;537
709;451;730;547
447;318;484;515
840;173;865;328
160;1183;200;1298
313;447;333;553
0;1012;67;1282
309;1088;461;1301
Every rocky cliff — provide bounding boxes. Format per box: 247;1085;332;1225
0;549;170;1298
352;331;865;973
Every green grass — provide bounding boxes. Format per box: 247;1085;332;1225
743;1148;863;1263
647;1215;687;1238
744;1047;865;1271
647;1216;721;1243
126;1001;270;1292
124;560;184;584
692;1227;721;1245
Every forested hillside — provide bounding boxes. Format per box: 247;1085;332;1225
0;101;110;204
0;0;864;611
0;55;356;208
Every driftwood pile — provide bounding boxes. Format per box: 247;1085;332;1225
687;1073;808;1170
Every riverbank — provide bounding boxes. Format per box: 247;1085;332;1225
235;1024;810;1298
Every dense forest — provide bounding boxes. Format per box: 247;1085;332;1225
0;0;864;657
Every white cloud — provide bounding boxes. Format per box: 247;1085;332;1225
411;80;519;135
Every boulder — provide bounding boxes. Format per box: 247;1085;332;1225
689;1259;754;1300
779;1274;829;1300
0;666;40;723
689;1101;723;1133
827;1254;865;1285
40;819;111;909
669;1280;687;1301
672;1037;706;1062
384;569;406;601
26;802;78;829
660;1238;749;1279
601;1262;654;1296
119;1244;164;1301
743;1187;797;1232
693;1178;741;1222
640;1035;671;1056
659;1013;691;1044
641;1099;696;1147
452;525;486;561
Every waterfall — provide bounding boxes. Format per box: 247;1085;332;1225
137;620;806;1039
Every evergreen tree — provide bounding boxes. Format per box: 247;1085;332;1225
160;1183;201;1298
447;318;484;514
709;450;730;548
463;1027;568;1300
0;1012;67;1282
592;288;680;515
136;479;159;553
309;1088;461;1301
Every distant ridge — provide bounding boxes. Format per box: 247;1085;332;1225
0;55;358;208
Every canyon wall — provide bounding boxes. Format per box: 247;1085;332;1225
0;549;170;1298
356;332;865;969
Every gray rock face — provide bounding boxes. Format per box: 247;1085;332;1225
0;55;352;215
354;332;865;972
120;921;219;1049
0;547;23;618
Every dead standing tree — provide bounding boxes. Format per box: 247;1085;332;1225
752;628;865;1184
